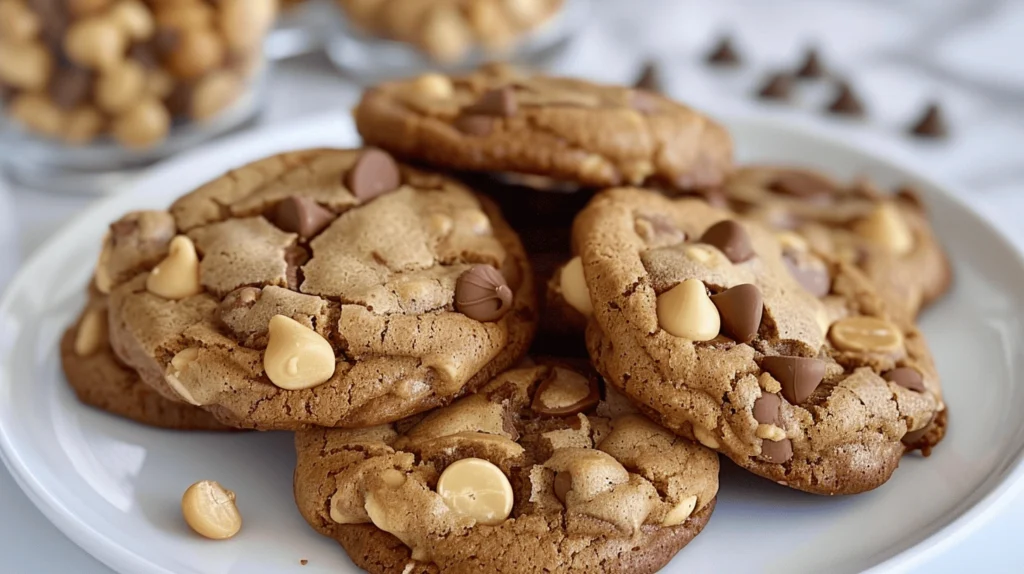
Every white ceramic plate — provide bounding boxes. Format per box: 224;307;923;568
2;112;1023;574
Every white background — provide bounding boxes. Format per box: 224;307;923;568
2;0;1023;571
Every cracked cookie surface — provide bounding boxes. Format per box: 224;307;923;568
294;360;719;573
575;188;945;495
354;65;733;190
101;148;537;430
724;166;951;324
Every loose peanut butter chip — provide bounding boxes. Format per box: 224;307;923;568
657;278;720;341
436;458;513;526
854;202;914;256
710;284;763;343
662;495;698;526
455;264;513;322
829;316;904;353
884;367;925;392
760;438;793;464
700;220;754;263
761;356;825;404
74;307;107;357
146;235;202;300
531;367;599;416
181;480;241;540
264;315;336;390
345;149;401;202
559;256;593;316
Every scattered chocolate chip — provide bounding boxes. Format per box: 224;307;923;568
883;367;925;393
768;172;835;198
700;220;755;263
49;64;93;110
273;196;335;239
710;284;763;343
553;471;572;503
795;48;825;79
909;102;948;139
757;72;793;101
761;356;826;404
453;114;494;136
826;81;865;117
345;149;401;201
902;415;934;446
760;438;793;464
455;264;513;322
633;61;661;92
753;393;783;426
782;254;831;297
629;89;660;114
706;36;741;66
464;87;517;117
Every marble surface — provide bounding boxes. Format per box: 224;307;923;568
2;0;1023;571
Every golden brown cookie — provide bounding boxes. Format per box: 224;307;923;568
61;290;228;431
724;167;952;323
294;360;719;573
354;65;733;190
100;148;537;430
574;188;946;495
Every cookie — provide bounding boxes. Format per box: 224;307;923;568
724;167;951;323
354;65;733;190
294;360;719;573
102;148;537;430
61;290;228;430
574;188;945;495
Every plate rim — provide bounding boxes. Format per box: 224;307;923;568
2;111;1023;574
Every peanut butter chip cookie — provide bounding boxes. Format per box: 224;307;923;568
102;149;537;430
576;188;946;495
294;361;719;574
724;166;951;323
354;65;733;190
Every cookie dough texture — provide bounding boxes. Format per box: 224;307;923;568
724;167;951;323
355;66;733;190
61;291;227;431
106;149;537;430
576;188;945;495
294;361;719;573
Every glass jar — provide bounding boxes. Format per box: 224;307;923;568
325;0;590;82
0;0;277;194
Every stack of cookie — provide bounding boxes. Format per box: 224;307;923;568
62;64;950;573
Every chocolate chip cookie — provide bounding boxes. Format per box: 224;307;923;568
575;188;945;495
354;65;733;190
724;166;951;323
61;289;227;430
100;148;537;430
294;360;719;573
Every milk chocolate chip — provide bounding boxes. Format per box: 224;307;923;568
795;48;825;79
464;86;517;117
345;149;401;202
782;254;831;297
706;35;741;66
710;284;763;343
274;196;334;239
760;438;793;464
757;72;792;101
762;356;825;404
700;220;754;263
883;367;925;392
753;393;783;426
455;264;513;322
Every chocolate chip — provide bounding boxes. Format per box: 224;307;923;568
761;356;826;404
826;81;865;116
345;149;401;202
883;367;925;393
768;172;835;198
753;393;783;426
902;414;935;446
49;65;93;110
710;284;763;343
284;245;309;290
782;254;831;297
553;471;572;504
909;102;948;139
273;196;335;239
760;438;793;464
795;48;825;79
757;72;793;101
455;264;513;322
706;36;741;66
633;61;661;92
464;87;517;117
700;220;754;263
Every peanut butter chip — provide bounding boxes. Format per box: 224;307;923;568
531;367;599;416
829;316;904;353
264;315;336;390
656;278;720;341
559;257;593;316
146;235;202;300
436;458;513;526
74;307;107;357
455;264;513;322
854;203;914;256
662;495;698;526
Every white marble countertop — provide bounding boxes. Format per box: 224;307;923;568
2;0;1023;571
